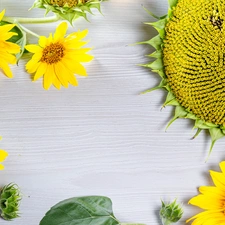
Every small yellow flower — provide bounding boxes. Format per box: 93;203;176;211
0;150;8;170
25;22;93;90
0;10;20;78
187;161;225;224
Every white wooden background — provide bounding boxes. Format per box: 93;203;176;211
0;0;224;224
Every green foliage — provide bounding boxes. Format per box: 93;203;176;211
0;183;21;220
40;196;145;225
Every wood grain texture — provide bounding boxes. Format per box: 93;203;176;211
0;0;224;224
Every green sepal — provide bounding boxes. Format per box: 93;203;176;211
194;119;218;130
145;35;163;50
191;128;202;139
146;19;167;38
208;128;225;158
141;79;167;94
153;70;165;78
143;5;167;20
185;113;198;120
163;92;179;106
168;0;178;9
148;50;162;59
166;105;188;130
148;58;163;70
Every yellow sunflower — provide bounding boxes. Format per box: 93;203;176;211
25;22;93;90
0;10;20;78
142;0;225;153
0;150;8;170
187;161;225;224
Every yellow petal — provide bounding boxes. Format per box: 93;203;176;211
52;77;61;90
186;210;223;223
39;36;48;48
0;150;8;162
0;164;4;170
3;42;20;54
220;161;225;174
25;44;42;53
0;9;5;21
0;60;14;78
66;29;88;42
62;59;87;76
0;51;17;64
189;194;223;210
33;63;47;81
0;24;16;37
210;170;225;190
54;63;69;88
54;22;68;41
43;65;55;90
199;186;225;198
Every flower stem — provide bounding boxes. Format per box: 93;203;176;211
3;15;59;24
18;24;40;38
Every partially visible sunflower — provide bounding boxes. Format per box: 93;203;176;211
187;161;225;224
0;10;20;78
25;22;93;90
142;0;225;154
0;150;8;170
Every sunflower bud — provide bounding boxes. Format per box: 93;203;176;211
32;0;105;23
159;200;183;225
0;183;21;220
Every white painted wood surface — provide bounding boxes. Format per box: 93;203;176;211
0;0;224;224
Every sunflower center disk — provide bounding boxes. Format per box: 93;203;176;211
50;0;78;7
41;42;65;64
163;0;225;125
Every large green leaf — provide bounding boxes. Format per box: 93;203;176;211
39;196;120;225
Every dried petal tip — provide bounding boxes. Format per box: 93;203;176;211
159;200;183;225
0;183;21;220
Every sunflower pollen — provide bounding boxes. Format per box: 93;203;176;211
40;42;65;64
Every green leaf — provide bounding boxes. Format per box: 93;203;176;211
39;196;120;225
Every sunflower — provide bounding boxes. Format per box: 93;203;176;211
0;150;8;170
25;22;93;90
32;0;105;23
142;0;225;153
0;10;20;78
187;161;225;224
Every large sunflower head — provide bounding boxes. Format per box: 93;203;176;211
32;0;105;23
187;161;225;224
142;0;225;154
